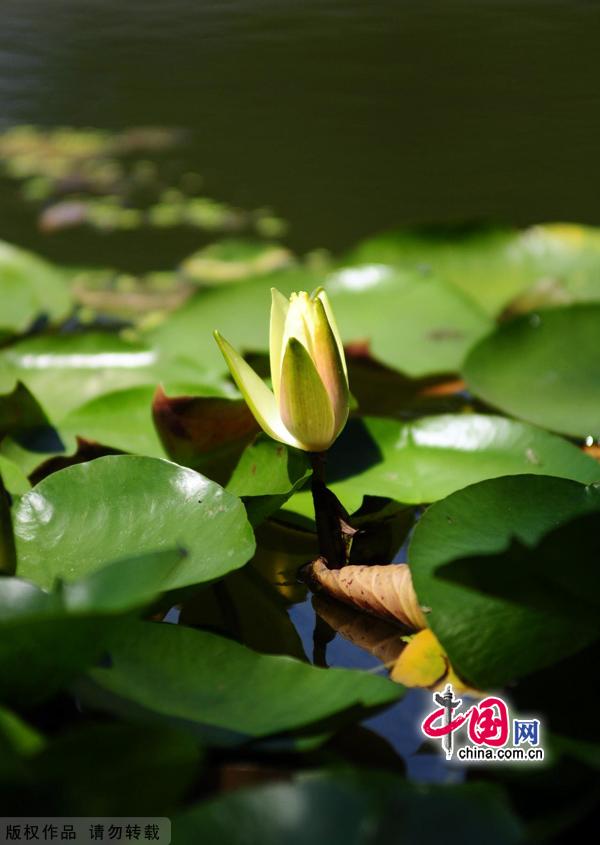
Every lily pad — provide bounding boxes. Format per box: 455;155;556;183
346;224;600;317
228;435;311;524
282;414;600;516
150;263;489;381
409;475;600;688
14;455;255;591
323;264;492;375
148;267;323;375
24;721;200;816
0;240;71;334
464;305;600;438
60;386;169;459
0;456;30;495
0;332;222;421
173;772;523;845
181;238;293;285
0;578;110;705
82;619;402;741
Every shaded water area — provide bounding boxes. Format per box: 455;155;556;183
2;0;600;269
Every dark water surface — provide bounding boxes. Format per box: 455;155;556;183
2;0;600;259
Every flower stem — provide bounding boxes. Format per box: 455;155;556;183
309;451;354;569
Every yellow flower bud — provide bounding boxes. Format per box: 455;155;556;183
214;287;349;452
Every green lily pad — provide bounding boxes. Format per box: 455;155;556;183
0;550;189;704
62;548;190;615
345;227;532;316
409;475;600;688
173;772;523;845
59;386;169;458
228;435;311;524
181;238;293;285
0;705;44;760
14;455;255;591
0;332;223;422
323;265;492;375
0;240;71;334
147;267;323;375
25;721;200;816
464;305;600;438
0;457;30;495
0;577;110;705
150;262;489;382
82;619;402;742
282;414;600;517
346;224;600;317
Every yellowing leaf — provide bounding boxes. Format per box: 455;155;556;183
390;629;447;688
391;629;476;694
305;558;427;631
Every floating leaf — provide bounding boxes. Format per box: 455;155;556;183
80;620;403;743
72;269;194;319
149;262;490;381
0;457;30;495
59;386;167;458
464;305;600;438
62;548;190;615
323;264;491;376
390;628;473;693
347;224;600;317
0;705;44;759
0;332;223;421
345;227;533;316
283;414;600;517
0;578;110;705
173;771;523;845
306;558;426;631
14;455;255;591
390;629;446;688
181;238;293;285
148;268;323;376
0;240;71;334
228;436;311;524
6;722;200;816
409;475;600;688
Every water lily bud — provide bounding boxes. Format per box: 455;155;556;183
214;287;349;452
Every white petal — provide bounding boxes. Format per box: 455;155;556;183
269;287;290;402
315;288;348;378
214;330;301;448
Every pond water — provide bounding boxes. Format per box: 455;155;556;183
2;0;600;264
